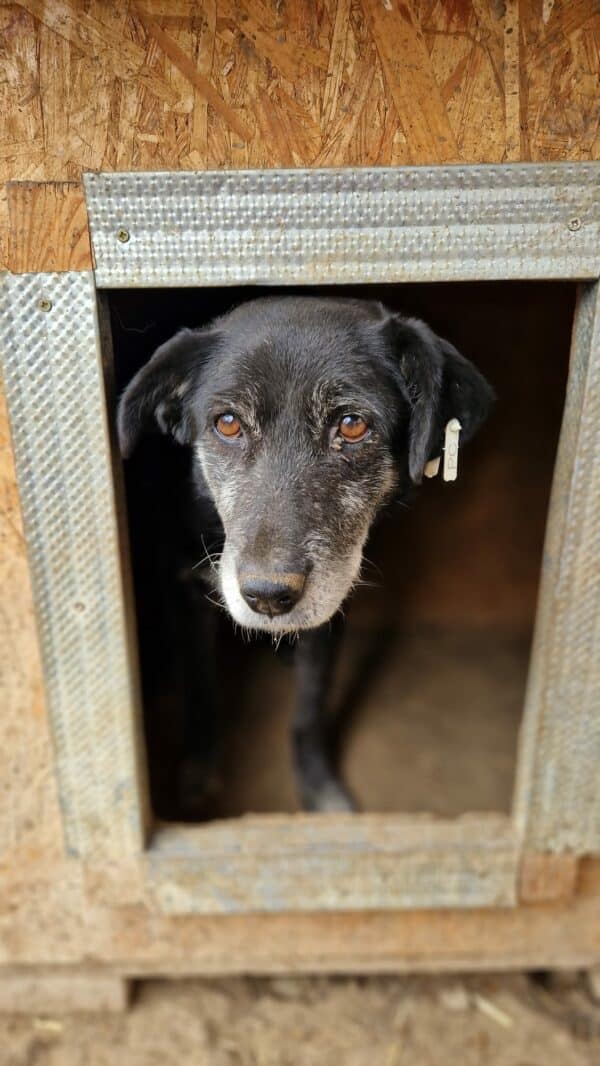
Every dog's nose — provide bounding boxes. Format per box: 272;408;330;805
239;573;306;617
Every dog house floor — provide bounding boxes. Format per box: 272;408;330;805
109;280;574;823
212;623;528;818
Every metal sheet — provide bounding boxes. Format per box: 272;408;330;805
515;282;600;852
0;272;147;858
83;164;600;288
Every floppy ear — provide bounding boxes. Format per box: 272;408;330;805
117;327;219;458
387;315;494;483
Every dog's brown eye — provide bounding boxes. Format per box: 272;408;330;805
215;413;242;440
338;414;369;443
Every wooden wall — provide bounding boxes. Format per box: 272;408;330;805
1;0;599;833
0;0;599;976
1;0;598;750
1;0;600;269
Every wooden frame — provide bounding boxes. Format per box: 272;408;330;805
1;166;598;925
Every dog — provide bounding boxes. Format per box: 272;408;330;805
118;296;493;812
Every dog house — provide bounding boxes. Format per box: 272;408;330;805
1;3;599;1008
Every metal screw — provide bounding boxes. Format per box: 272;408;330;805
568;217;582;232
117;227;130;243
38;298;52;312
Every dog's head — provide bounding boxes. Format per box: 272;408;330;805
118;297;493;634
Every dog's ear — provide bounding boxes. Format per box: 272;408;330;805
117;327;219;458
385;314;494;483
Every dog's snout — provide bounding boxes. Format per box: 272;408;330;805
239;572;306;617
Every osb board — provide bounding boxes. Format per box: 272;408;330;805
1;0;599;268
0;857;598;972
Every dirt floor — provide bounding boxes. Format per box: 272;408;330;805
2;973;599;1065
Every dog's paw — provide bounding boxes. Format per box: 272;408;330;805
303;779;357;813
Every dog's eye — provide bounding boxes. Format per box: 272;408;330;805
215;412;242;440
338;414;369;443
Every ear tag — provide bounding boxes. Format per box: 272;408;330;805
443;418;461;481
423;419;462;480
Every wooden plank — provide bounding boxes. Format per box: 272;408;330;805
519;852;580;902
0;971;130;1013
6;182;93;273
2;859;598;974
504;0;522;160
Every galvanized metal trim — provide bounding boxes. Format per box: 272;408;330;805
0;272;148;859
514;281;600;852
83;165;600;288
146;815;519;913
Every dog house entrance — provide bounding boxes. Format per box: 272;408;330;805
108;281;573;824
2;165;598;912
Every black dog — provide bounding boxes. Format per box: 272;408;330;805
118;296;493;812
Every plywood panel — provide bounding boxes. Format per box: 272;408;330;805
1;0;598;270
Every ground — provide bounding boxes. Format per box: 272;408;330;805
1;973;599;1066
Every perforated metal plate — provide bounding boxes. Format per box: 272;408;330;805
84;164;600;288
0;272;147;858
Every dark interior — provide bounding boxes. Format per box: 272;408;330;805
107;281;574;822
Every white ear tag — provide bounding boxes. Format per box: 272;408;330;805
423;419;462;481
443;418;461;481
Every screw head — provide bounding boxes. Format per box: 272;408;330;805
568;217;582;232
117;227;130;243
38;298;52;312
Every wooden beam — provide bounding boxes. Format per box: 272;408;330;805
519;852;580;903
0;970;130;1013
7;182;93;274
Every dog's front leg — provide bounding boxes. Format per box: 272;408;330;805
176;570;222;816
293;619;355;813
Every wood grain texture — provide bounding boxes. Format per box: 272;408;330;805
6;182;93;272
0;0;599;972
519;852;580;903
1;0;598;268
0;858;598;972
